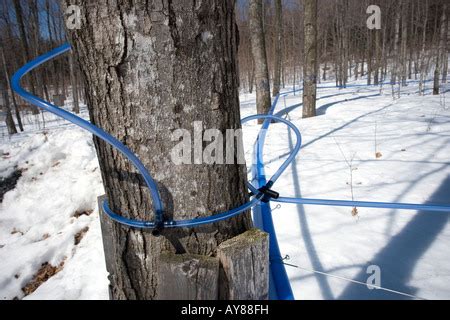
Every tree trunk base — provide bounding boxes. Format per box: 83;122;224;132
98;196;269;300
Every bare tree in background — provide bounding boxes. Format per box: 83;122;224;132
272;0;282;96
433;3;447;95
12;0;39;114
69;53;79;113
1;80;17;135
303;0;318;118
249;0;272;122
0;39;23;132
418;0;429;95
442;8;449;83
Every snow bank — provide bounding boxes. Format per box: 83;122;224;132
0;109;108;300
1;79;449;300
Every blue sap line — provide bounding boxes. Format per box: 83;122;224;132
275;197;450;212
11;44;450;300
251;93;296;300
11;43;166;227
10;47;302;232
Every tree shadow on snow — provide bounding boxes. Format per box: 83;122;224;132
338;175;450;300
287;125;335;300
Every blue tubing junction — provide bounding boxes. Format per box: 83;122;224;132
11;44;450;300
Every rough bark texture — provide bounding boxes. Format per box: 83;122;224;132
272;0;282;96
249;0;271;122
302;0;317;118
401;1;409;86
217;229;269;300
157;253;219;300
433;3;447;95
69;53;80;113
419;0;429;95
1;84;17;135
29;0;46;100
1;43;23;132
442;15;449;83
392;8;401;85
374;29;381;85
63;0;251;300
12;0;39;114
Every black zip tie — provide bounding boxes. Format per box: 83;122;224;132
249;181;280;203
151;210;165;237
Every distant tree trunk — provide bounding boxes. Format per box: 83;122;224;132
46;0;59;96
50;1;64;97
12;0;39;114
61;58;68;98
303;0;317;118
1;84;17;135
400;1;409;86
380;24;387;83
248;57;255;93
249;0;271;123
442;15;449;83
341;0;349;87
291;14;297;90
419;0;429;95
272;0;282;96
433;3;447;95
392;8;401;97
373;29;381;85
69;53;80;113
360;51;365;77
0;43;24;131
408;1;415;80
63;0;252;300
28;0;46;99
367;29;373;85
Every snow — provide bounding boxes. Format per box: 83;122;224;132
0;106;108;300
1;78;449;300
241;79;450;300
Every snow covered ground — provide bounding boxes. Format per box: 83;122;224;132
1;78;449;300
0;107;109;300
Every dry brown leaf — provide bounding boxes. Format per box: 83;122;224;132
22;260;65;296
73;210;94;218
74;227;89;245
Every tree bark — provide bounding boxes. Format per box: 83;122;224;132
28;0;46;99
373;29;381;85
1;85;17;135
12;0;39;114
367;29;372;85
442;15;449;83
69;53;80;113
391;7;401;98
63;0;252;300
303;0;318;118
0;43;24;132
400;0;409;86
249;0;271;122
433;3;447;95
419;0;429;95
272;0;282;96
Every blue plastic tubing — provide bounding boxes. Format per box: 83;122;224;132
275;197;450;212
10;43;303;230
10;44;167;223
103;113;301;229
251;93;295;300
12;44;450;300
